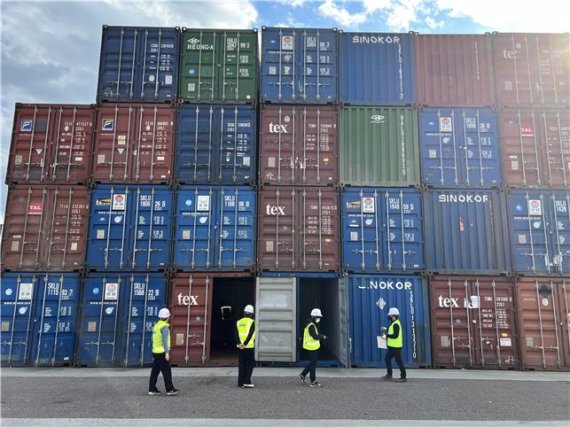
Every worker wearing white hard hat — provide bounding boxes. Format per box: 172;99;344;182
149;308;180;396
299;308;327;388
381;307;407;383
236;304;256;388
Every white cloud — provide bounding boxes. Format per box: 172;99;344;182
319;0;368;26
361;0;393;14
386;0;426;31
425;16;444;29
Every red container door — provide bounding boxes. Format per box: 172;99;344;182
557;280;570;368
542;110;570;188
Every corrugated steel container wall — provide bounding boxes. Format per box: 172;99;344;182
339;32;416;105
257;187;340;272
97;26;180;103
1;273;80;367
175;104;256;184
261;27;338;103
86;185;173;271
416;35;496;107
92;104;174;183
420;108;502;188
507;190;570;275
179;29;258;103
173;186;256;271
259;105;338;186
492;33;570;108
76;273;167;367
340;107;420;187
515;277;570;370
7;104;94;184
1;186;90;271
499;108;570;188
341;188;424;273
424;190;511;274
430;275;519;369
348;274;431;367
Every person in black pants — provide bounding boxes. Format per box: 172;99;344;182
299;308;327;388
382;307;407;383
236;305;256;388
149;308;180;396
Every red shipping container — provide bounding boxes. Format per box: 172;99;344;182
416;35;496;107
493;33;570;108
257;187;340;272
92;104;174;183
430;276;519;369
1;185;90;271
6;104;94;184
258;105;338;186
500;108;570;187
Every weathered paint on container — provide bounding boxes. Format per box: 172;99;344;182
257;187;340;272
261;27;337;104
175;104;256;184
86;185;173;271
492;33;570;107
258;105;338;186
499;108;570;188
430;275;519;369
7;104;94;184
1;273;80;367
97;26;180;103
340;107;420;187
92;104;175;183
507;190;570;275
420;108;502;188
416;35;496;107
348;274;431;368
339;32;416;105
1;186;90;271
173;186;256;271
76;273;166;367
424;190;511;274
515;277;570;370
341;188;424;273
179;29;257;103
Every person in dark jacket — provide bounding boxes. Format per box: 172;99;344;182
235;304;256;388
299;308;327;388
382;307;407;383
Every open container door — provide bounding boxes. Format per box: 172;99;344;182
335;276;350;367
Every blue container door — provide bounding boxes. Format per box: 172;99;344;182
218;106;256;184
139;28;179;102
30;274;80;367
552;192;570;274
420;108;501;188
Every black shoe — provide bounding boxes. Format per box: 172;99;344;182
395;378;407;383
298;374;306;384
166;389;180;396
381;375;393;381
243;383;255;388
308;381;322;388
148;389;161;396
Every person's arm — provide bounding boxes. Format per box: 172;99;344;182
309;323;326;341
243;320;255;347
161;326;170;353
235;321;241;344
386;323;400;339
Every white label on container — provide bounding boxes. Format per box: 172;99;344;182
70;242;78;251
268;66;277;75
11;241;20;251
15;155;23;165
243;156;250;167
266;241;274;252
350;231;359;241
157;156;165;161
362;197;375;213
188;83;196;92
117;135;126;146
18;283;34;301
518;234;527;244
511;160;519;171
439;117;453;132
526;336;534;347
2;321;9;332
440;335;450;348
97;154;106;164
112;194;126;211
97;229;105;239
528;199;542;216
268;157;275;168
281;35;294;50
197;195;210;211
75;157;83;162
500;337;512;347
176;334;185;346
88;321;97;332
542;298;549;307
182;230;191;240
165;75;173;85
104;283;118;301
428;149;437;159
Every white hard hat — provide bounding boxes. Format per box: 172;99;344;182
158;308;171;319
310;308;323;317
388;307;400;316
244;305;254;314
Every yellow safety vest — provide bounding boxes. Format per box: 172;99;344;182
303;322;320;351
152;319;171;354
237;317;255;349
387;319;403;348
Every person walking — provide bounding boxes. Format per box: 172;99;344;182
148;308;180;396
236;304;256;388
381;307;407;383
299;308;327;388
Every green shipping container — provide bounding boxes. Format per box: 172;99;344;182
340;107;420;187
179;29;258;103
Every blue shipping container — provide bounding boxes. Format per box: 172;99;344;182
339;32;416;105
97;26;180;102
348;274;431;367
173;186;256;270
508;190;570;275
175;104;256;184
76;273;166;367
420;108;502;188
1;273;80;367
424;190;511;274
86;185;173;270
261;27;338;103
341;188;424;273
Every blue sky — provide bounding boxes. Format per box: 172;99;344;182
1;0;569;223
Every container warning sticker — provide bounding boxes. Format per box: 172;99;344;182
97;154;106;164
117;135;126;146
268;157;276;168
104;283;119;301
112;194;126;211
266;240;274;252
182;230;191;240
428;149;437;159
511;160;520;171
520;127;534;137
165;75;173;85
197;195;210;212
20;120;33;132
518;234;527;244
350;231;359;241
70;242;78;251
528;199;542;216
88;321;97;332
439;117;453;132
362;197;375;213
281;35;294;50
176;334;185;346
102;119;114;131
18;283;34;301
243;156;250;167
500;337;512;347
28;201;43;215
188;83;196;92
1;321;9;332
15;155;23;165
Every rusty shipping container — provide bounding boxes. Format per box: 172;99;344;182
257;187;340;272
258;105;338;186
6;104;95;184
1;186;90;271
515;277;570;370
416;35;496;107
492;33;570;108
92;104;175;183
430;276;519;369
499;108;570;188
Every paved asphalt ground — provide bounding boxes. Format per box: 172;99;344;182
1;368;569;426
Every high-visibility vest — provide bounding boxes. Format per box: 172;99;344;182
387;319;403;348
152;319;171;354
303;322;320;351
237;317;255;349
